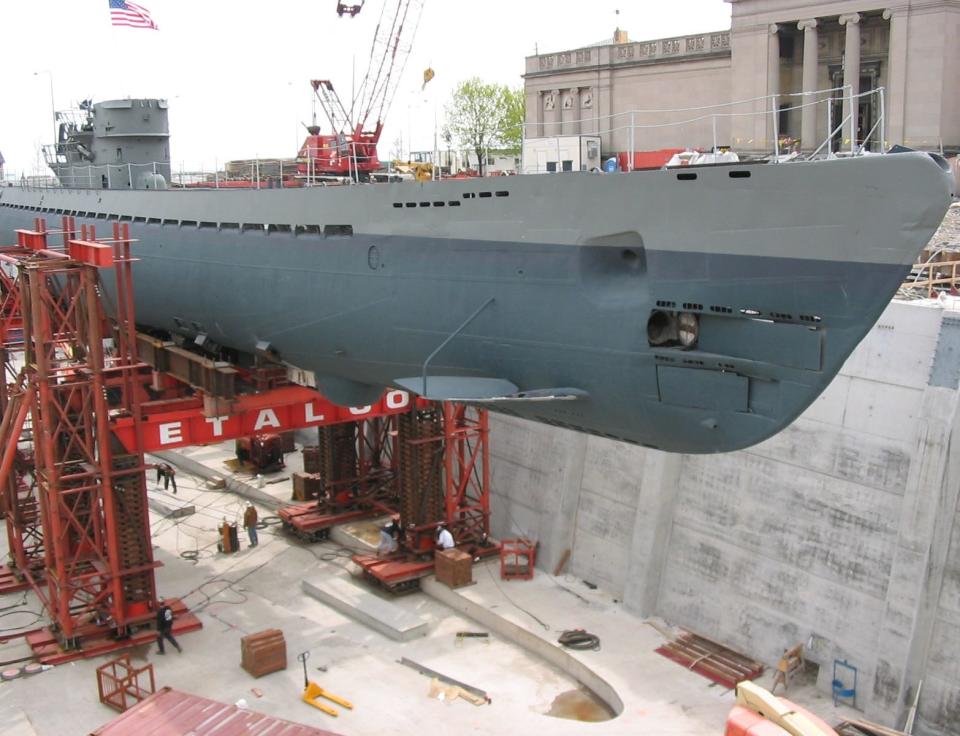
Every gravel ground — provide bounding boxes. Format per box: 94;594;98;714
927;203;960;252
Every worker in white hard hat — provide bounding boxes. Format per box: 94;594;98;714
435;524;455;551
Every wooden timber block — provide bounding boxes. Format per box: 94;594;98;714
240;629;287;678
291;472;323;501
435;549;473;588
302;445;321;474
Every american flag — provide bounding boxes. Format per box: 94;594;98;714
109;0;158;30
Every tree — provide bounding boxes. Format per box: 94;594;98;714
445;79;525;176
500;86;525;153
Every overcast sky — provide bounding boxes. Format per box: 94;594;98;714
0;0;731;175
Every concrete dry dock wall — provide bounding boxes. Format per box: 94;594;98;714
488;300;960;736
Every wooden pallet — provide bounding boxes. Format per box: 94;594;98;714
655;631;764;689
835;720;907;736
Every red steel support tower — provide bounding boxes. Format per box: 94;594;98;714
442;403;490;545
0;219;159;650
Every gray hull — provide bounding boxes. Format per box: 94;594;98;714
0;152;952;452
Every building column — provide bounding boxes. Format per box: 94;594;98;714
840;13;862;150
884;8;906;147
768;24;781;150
798;19;819;152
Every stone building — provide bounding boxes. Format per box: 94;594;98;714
523;0;960;157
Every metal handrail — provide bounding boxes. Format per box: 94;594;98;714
3;86;889;188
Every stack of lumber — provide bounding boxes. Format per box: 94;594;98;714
655;631;764;689
240;629;287;678
835;720;907;736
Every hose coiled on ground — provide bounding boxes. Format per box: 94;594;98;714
558;629;601;651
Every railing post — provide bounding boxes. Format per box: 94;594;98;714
712;114;717;154
128;163;133;189
520;122;525;174
629;112;635;172
827;97;833;154
879;87;886;153
848;84;856;155
772;95;780;161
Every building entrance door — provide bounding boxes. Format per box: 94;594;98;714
829;62;880;151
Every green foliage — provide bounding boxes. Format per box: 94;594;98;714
444;78;525;175
500;86;525;152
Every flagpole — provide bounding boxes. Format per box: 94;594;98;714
33;71;56;153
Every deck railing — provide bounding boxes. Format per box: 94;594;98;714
1;85;887;189
518;85;885;173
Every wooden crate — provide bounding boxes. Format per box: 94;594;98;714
435;549;473;588
241;629;287;678
291;472;323;501
97;654;156;713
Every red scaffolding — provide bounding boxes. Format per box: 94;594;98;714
278;415;400;541
353;402;496;592
0;218;199;661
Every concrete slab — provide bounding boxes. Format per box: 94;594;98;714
146;488;195;518
0;449;868;736
301;572;428;642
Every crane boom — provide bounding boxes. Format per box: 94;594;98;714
311;79;352;137
354;0;424;133
298;0;424;180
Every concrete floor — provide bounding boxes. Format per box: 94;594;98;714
0;445;860;735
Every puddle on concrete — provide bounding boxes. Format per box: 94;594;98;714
340;518;386;546
546;687;615;722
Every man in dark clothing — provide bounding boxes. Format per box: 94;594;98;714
156;463;178;494
156;599;182;655
243;503;259;547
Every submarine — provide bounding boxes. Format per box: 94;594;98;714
0;98;953;453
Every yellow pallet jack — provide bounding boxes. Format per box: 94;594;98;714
298;651;353;717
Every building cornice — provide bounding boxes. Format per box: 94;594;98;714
524;30;730;79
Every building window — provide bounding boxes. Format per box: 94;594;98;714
546;161;557;173
116;147;123;161
562;160;573;172
779;34;794;59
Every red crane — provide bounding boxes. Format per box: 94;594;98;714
299;0;424;180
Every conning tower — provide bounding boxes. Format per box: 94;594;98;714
47;98;171;189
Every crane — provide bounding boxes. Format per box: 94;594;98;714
299;0;424;181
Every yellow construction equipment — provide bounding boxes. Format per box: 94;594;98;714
391;160;433;182
726;681;838;736
303;681;353;717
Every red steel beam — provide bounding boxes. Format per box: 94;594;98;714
112;386;423;452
